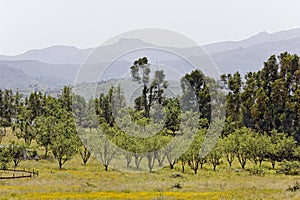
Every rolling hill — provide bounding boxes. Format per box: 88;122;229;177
1;28;300;90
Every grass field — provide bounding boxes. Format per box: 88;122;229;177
1;130;300;200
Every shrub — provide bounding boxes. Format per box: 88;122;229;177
170;173;184;178
249;166;265;176
286;182;300;192
172;182;182;189
276;160;299;175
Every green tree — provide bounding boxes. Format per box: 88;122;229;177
77;128;92;166
144;133;169;172
186;130;206;174
95;87;114;126
13;104;36;146
72;94;87;127
267;130;296;168
113;131;134;168
35;96;59;157
181;70;211;124
164;98;181;135
1;90;21;135
221;72;242;123
89;124;120;171
8;141;25;168
130;57;151;117
208;142;222;170
50;108;80;169
0;146;11;169
257;134;271;166
111;84;126;118
178;150;189;173
41;88;81;169
221;134;237;167
36;115;55;157
233;127;253;169
130;57;168;118
164;137;178;169
59;86;73;112
240;72;258;129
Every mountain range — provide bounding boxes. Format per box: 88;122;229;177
1;28;300;90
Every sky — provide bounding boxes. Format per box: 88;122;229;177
1;0;300;55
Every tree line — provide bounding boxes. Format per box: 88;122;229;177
0;52;300;174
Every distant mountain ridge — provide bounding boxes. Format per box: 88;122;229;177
2;28;300;64
210;36;300;74
203;28;300;53
0;46;92;65
1;28;300;89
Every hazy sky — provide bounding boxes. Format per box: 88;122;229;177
1;0;300;55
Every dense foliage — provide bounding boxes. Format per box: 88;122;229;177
0;53;300;173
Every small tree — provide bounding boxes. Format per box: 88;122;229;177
78;128;92;166
164;98;181;135
79;145;91;166
0;146;11;169
89;124;119;171
50;109;80;169
35;115;56;157
233;127;252;169
222;134;237;167
186;130;206;174
145;133;169;172
8;141;25;168
114;132;133;168
208;142;223;170
268;130;296;169
164;136;179;169
255;134;271;166
13;105;36;146
179;151;188;173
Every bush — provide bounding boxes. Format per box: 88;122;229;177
170;173;184;178
172;182;182;189
276;160;299;175
249;166;265;176
286;182;300;192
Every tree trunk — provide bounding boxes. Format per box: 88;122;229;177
126;154;132;168
59;160;63;169
143;85;149;118
147;153;155;172
134;154;142;170
259;159;263;167
194;168;198;174
44;147;49;158
241;163;245;169
271;160;276;169
227;155;234;167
